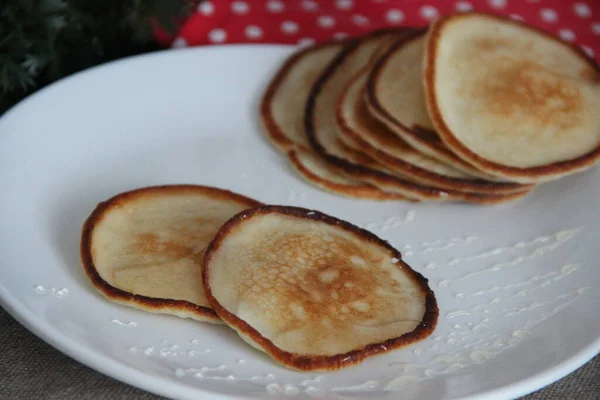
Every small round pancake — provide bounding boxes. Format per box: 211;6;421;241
261;41;345;152
80;185;262;323
203;206;438;371
338;68;532;194
335;31;412;154
260;38;403;200
287;148;410;200
424;12;600;183
366;30;492;178
307;34;532;204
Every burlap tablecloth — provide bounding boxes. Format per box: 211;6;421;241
1;307;597;399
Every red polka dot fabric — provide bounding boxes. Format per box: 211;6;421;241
161;0;600;61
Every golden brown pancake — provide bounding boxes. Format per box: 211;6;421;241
306;33;532;204
260;38;405;199
287;148;409;200
203;206;438;371
337;67;532;194
365;30;493;178
261;41;345;152
424;12;600;183
80;185;262;323
335;31;409;154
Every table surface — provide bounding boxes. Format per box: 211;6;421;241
2;307;598;400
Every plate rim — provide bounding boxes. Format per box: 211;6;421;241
3;283;599;400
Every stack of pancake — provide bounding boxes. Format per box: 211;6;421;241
261;12;600;204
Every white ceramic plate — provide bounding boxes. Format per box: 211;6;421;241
0;45;598;400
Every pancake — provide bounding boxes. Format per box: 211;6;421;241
80;185;262;323
337;68;532;194
366;30;493;178
306;34;532;203
261;41;345;152
203;206;438;371
424;12;600;183
260;38;404;200
335;31;410;154
287;148;409;200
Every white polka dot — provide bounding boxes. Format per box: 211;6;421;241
298;37;315;47
209;28;227;43
302;0;318;11
281;21;299;35
420;5;439;20
386;9;405;24
171;37;187;48
574;3;592;18
231;1;249;14
336;0;353;10
582;45;595;57
318;16;336;28
352;14;370;26
267;0;284;13
488;0;507;9
245;25;262;39
559;29;576;42
592;22;600;35
540;8;558;23
510;14;524;21
455;2;473;12
198;1;214;15
334;32;348;39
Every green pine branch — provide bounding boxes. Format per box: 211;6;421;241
0;0;195;113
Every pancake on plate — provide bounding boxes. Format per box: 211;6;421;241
80;185;262;323
287;147;408;200
424;12;600;183
261;41;345;152
203;205;438;370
